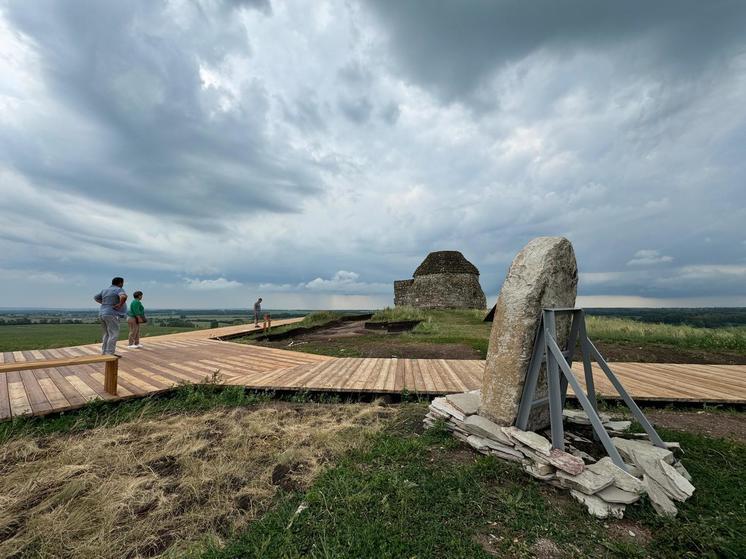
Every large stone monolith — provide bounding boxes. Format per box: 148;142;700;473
479;237;578;430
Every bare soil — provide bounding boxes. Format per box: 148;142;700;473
259;320;482;359
645;409;746;443
594;341;746;365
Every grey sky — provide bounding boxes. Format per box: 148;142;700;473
1;0;745;309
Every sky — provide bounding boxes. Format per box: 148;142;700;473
1;0;745;310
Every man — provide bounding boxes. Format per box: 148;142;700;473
94;277;127;355
253;297;262;327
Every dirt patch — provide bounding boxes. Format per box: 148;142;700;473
594;341;746;364
0;403;394;558
254;318;483;359
606;519;653;547
645;409;746;443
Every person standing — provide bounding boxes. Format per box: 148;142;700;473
94;277;127;355
253;297;262;327
127;291;146;348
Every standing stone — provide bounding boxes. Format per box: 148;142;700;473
480;237;578;429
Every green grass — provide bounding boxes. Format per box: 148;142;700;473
0;322;199;352
202;406;746;558
369;306;427;322
405;309;492;356
586;316;746;353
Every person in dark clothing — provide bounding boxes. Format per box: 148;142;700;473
253;298;262;327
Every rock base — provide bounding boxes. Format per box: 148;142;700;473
425;391;695;519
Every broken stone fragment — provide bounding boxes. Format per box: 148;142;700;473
445;390;481;416
430;398;466;422
481;438;524;459
547;448;585;475
566;445;596;464
643;475;678;517
463;415;514;446
563;409;611;425
427;406;450;420
490;448;525;463
514;443;551;465
635;455;694;502
504;427;552;455
466;435;489;450
603;420;632;432
612;437;674;465
570;490;625;519
596;486;641;504
557;468;615;495
524;463;556;481
587;457;644;495
673;461;692;482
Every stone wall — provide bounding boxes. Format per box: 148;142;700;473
393;279;415;306
394;273;486;309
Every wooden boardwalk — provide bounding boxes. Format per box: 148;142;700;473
1;322;745;420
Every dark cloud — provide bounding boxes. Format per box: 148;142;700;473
2;0;320;228
366;0;746;103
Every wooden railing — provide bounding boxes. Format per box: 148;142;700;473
0;354;119;395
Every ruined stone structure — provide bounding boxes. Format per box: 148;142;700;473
479;237;578;430
394;251;486;310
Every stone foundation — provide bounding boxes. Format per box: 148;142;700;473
425;390;694;519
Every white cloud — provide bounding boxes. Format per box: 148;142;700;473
184;277;243;290
627;250;674;266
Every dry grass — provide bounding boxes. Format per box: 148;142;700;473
0;402;394;558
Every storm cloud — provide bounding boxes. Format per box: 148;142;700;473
1;0;745;309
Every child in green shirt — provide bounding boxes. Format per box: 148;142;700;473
127;291;146;348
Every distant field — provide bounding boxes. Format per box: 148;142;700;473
0;323;198;353
586;316;746;353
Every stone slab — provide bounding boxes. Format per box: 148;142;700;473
524;463;556;481
446;390;481;416
596;486;641;504
643;475;678;517
612;437;674;465
587;457;644;495
463;414;514;446
504;427;552;456
570;490;625;519
548;448;585;475
557;469;614;495
480;237;578;429
603;420;632;432
430;398;466;422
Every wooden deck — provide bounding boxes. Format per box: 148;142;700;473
1;321;745;420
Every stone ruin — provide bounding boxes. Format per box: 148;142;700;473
394;251;486;310
424;237;695;519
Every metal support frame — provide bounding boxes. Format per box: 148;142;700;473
515;308;665;471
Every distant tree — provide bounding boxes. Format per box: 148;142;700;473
210;320;220;329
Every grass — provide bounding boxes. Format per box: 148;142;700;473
586;316;746;353
204;406;746;558
0;385;394;558
369;306;427;322
2;389;744;558
0;323;198;352
404;309;492;355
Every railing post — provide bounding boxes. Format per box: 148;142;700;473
105;358;118;395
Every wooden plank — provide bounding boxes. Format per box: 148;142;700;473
45;369;88;407
7;371;33;416
0;371;11;420
19;369;53;413
37;375;72;409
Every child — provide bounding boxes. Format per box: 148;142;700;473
127;291;146;348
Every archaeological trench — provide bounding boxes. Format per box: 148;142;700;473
423;237;695;519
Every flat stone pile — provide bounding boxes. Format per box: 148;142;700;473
424;390;695;519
